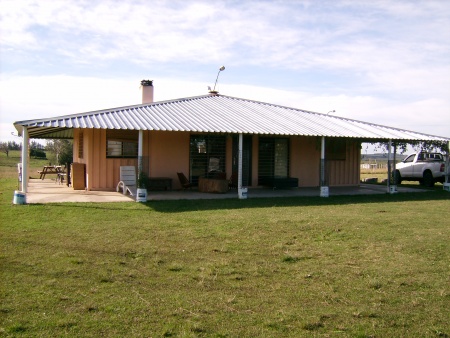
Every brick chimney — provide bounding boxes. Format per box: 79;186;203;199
141;80;153;104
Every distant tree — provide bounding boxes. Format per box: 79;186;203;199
28;140;46;159
58;140;73;165
30;140;45;150
1;140;48;157
30;149;46;159
8;141;21;150
0;142;9;157
0;141;23;156
46;139;73;165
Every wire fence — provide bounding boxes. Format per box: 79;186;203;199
360;163;388;170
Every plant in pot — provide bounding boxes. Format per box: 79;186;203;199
136;171;148;202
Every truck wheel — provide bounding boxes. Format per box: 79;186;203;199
393;170;402;185
423;171;435;187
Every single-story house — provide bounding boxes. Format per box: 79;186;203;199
14;80;449;197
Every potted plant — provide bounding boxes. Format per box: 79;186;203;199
136;171;148;202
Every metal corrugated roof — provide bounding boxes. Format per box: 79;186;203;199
14;94;449;141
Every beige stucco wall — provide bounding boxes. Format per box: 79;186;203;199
290;137;361;187
290;136;321;187
73;129;361;191
146;131;190;190
73;128;137;191
327;139;361;186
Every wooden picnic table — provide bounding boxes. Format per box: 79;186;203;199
38;166;62;180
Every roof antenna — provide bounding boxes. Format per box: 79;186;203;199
209;66;225;94
327;110;336;115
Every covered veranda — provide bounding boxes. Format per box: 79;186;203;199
24;178;428;204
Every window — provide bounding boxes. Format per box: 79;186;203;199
78;132;84;159
258;137;289;182
189;135;226;184
106;130;138;158
326;138;347;160
107;140;138;157
404;154;415;163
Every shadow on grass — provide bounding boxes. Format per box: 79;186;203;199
39;190;449;213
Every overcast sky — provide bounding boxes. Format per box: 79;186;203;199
1;0;449;148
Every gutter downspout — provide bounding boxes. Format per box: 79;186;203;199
21;127;29;193
320;136;329;197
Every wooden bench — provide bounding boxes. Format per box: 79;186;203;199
147;177;172;191
259;176;298;189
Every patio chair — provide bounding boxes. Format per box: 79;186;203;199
208;157;220;172
229;172;238;189
56;165;67;185
116;166;137;196
177;172;193;190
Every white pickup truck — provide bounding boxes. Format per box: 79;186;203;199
394;152;446;187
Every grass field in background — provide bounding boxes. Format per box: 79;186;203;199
1;151;449;337
360;168;390;185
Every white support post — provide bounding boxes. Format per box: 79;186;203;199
387;140;397;194
447;141;450;184
392;142;398;193
237;133;247;199
444;141;450;191
387;139;391;193
136;130;147;202
387;139;397;194
320;136;329;197
21;127;29;193
138;130;143;173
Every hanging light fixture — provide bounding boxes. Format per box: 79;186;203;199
212;66;225;92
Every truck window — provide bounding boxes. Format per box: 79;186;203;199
404;154;415;163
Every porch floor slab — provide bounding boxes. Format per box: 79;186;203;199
24;179;135;203
22;179;426;204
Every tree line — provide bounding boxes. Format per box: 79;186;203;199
369;140;449;155
0;141;45;157
0;140;73;165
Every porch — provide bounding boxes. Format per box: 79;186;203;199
22;178;426;204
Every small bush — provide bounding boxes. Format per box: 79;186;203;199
30;148;47;159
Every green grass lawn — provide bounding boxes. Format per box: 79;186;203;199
1;151;449;337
